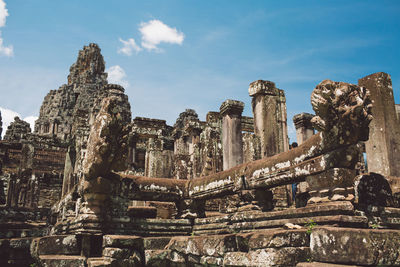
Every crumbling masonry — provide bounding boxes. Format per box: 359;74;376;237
1;43;400;267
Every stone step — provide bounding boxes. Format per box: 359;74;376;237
297;263;362;267
31;235;80;256
87;257;112;267
38;255;86;267
310;227;400;266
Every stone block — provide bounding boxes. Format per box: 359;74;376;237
224;247;310;267
103;247;131;259
166;234;238;257
220;99;244;116
237;229;309;250
200;255;223;266
33;235;79;255
145;249;170;266
103;235;143;250
310;227;400;266
248;80;277;96
38;255;86;267
143;237;171;250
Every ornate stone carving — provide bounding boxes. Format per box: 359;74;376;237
82;96;131;180
311;80;373;148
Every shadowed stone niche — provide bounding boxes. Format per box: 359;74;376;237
354;172;394;207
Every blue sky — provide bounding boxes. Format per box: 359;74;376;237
0;0;399;142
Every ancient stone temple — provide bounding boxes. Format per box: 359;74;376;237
1;43;400;267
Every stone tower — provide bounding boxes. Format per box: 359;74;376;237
34;43;108;141
32;43;132;197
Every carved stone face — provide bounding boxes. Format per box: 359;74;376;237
311;80;372;148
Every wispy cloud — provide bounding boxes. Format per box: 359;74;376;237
0;0;12;57
118;38;141;56
118;19;184;55
107;65;129;88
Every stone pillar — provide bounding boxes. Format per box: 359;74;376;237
359;72;400;177
249;80;291;209
145;138;174;178
278;89;290;152
220;100;244;170
293;113;315;145
396;104;400;121
249;80;289;158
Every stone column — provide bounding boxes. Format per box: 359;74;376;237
249;80;291;209
293;113;315;145
220;100;244;170
359;72;400;177
249;80;289;157
145;137;174;178
396;104;400;121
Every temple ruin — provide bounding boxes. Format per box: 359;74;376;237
0;43;400;266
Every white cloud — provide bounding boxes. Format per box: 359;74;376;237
139;19;184;51
118;38;141;56
0;33;12;57
107;65;129;88
0;0;12;57
117;19;184;55
0;107;37;137
0;0;8;28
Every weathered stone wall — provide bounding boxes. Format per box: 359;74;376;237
0;141;66;209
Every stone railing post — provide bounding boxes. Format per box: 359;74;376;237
220;100;244;170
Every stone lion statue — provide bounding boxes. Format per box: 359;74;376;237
311;80;373;148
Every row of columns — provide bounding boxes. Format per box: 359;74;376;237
220;80;291;172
